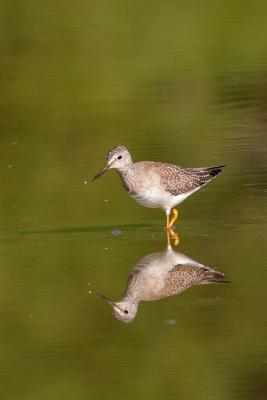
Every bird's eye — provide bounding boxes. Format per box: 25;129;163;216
124;310;128;314
117;155;122;160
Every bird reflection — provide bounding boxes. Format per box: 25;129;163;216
100;245;229;323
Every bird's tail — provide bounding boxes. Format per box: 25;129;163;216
188;165;225;187
206;165;225;177
199;270;230;285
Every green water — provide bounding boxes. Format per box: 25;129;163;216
1;1;267;399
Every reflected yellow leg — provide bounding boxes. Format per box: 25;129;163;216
166;210;180;246
167;228;171;247
169;228;179;246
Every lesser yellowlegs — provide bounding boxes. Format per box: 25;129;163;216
99;245;229;323
92;145;224;237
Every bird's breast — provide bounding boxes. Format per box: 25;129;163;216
118;167;173;210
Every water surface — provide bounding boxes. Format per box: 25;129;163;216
1;1;267;399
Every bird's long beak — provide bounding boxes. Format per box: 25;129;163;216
98;293;116;307
98;293;123;313
92;164;110;181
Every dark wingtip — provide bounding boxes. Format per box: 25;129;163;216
218;278;231;284
200;271;230;284
211;273;230;284
209;165;226;177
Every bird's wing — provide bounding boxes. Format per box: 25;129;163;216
154;163;223;195
164;264;228;297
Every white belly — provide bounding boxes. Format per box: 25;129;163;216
130;186;201;212
170;186;201;208
130;187;166;209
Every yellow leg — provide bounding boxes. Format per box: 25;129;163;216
166;214;170;245
168;208;179;229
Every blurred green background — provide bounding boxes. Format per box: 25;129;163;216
0;1;267;399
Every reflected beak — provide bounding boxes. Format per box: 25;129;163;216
98;293;116;307
92;164;110;181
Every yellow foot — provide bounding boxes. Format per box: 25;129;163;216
167;208;179;230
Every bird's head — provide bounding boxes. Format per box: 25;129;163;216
92;145;132;181
99;294;138;323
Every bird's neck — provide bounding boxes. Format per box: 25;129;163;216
120;295;140;307
117;165;136;193
122;271;143;303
